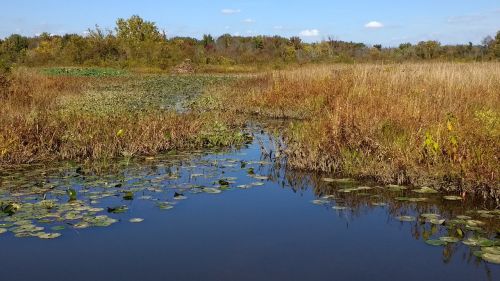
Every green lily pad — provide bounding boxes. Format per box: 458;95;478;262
482;247;500;255
107;205;128;214
203;187;222;194
0;228;7;234
439;236;460;243
429;218;445;225
51;226;65;231
37;232;61;239
129;218;144;223
426;239;447;246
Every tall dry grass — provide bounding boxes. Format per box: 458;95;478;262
0;69;247;165
210;63;500;195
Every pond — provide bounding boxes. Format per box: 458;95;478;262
1;126;499;281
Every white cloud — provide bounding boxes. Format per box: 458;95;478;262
242;18;255;24
299;29;320;37
221;9;241;14
365;21;384;29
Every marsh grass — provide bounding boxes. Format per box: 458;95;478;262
205;63;500;195
0;68;247;165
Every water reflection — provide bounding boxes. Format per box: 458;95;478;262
0;127;499;280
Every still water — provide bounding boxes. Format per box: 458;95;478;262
0;128;499;281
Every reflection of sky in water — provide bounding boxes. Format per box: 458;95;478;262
0;130;499;281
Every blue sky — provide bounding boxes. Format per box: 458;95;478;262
1;0;499;45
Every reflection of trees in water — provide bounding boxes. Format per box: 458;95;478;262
278;165;500;277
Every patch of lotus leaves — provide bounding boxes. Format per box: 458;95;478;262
396;215;416;222
0;228;7;234
252;175;269;180
251;182;265;186
129;218;144;223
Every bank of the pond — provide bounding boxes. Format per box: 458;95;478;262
199;63;500;201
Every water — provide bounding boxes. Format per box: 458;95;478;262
0;128;499;281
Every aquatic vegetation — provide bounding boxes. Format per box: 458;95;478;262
42;67;126;77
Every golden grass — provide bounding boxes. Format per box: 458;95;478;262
207;63;500;193
0;68;247;165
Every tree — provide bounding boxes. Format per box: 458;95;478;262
491;31;500;58
116;15;164;43
416;40;441;59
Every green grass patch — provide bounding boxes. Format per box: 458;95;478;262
42;67;127;77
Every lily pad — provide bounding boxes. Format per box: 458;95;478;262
396;216;416;222
425;239;447;246
482;253;500;264
37;232;61;239
203;187;222;194
439;236;460;243
129;218;144;223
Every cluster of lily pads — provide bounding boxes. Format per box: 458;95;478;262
311;177;500;265
0;153;271;240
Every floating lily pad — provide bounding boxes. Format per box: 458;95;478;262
107;205;128;214
0;228;7;234
439;236;460;243
426;239;447;246
312;199;329;205
482;247;500;255
157;202;174;210
429;218;445;225
129;218;144;223
332;206;347;210
37;232;61;239
396;216;416;222
51;226;65;231
203;187;222;194
482;253;500;264
421;213;440;219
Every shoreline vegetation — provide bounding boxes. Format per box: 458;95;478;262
0;16;499;201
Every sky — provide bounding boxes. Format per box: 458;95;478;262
1;0;499;46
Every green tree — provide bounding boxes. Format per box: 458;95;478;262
116;15;164;43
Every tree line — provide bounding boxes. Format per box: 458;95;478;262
1;15;499;71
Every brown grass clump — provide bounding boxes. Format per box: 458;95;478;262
210;63;500;195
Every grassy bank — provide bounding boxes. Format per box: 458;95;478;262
0;68;249;165
203;63;500;197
